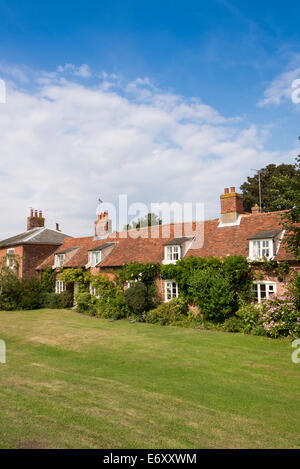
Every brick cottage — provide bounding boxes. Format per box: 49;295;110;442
0;187;298;303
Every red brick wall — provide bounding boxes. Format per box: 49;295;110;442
22;244;61;278
0;245;24;276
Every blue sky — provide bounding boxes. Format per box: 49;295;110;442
0;0;299;237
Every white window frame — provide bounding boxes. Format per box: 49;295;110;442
55;280;66;293
6;248;15;269
55;280;66;294
54;253;65;268
164;245;181;264
88;250;101;267
249;239;274;260
164;280;179;302
89;283;98;296
253;281;276;303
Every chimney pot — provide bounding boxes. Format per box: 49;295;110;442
230;186;235;193
27;208;45;230
224;188;229;194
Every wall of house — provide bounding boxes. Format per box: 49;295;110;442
22;244;60;278
0;245;24;277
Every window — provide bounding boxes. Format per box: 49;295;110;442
6;248;14;269
164;245;180;263
55;280;66;294
249;239;274;260
89;283;98;296
164;280;179;302
88;250;101;267
54;254;65;268
253;281;276;303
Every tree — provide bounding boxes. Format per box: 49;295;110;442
272;155;300;260
240;163;298;212
124;212;162;230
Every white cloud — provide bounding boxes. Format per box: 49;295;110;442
57;63;91;78
0;66;296;239
258;57;300;107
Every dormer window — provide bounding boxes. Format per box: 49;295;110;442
250;239;273;260
54;253;65;268
165;245;180;262
88;250;101;267
6;248;14;269
248;230;281;261
163;237;194;264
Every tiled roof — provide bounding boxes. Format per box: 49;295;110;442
163;236;194;246
0;227;71;248
88;242;117;252
248;229;281;240
186;212;291;260
36;210;296;271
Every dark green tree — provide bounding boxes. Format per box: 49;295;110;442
272;155;300;259
240;163;298;212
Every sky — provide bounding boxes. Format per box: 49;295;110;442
0;0;300;238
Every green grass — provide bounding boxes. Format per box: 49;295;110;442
0;309;299;449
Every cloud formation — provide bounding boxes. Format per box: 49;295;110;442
0;65;295;239
258;55;300;107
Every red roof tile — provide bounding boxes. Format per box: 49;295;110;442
36;210;296;271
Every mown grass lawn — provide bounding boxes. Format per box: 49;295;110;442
0;309;299;449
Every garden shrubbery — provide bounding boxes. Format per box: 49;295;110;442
0;262;74;311
145;298;189;326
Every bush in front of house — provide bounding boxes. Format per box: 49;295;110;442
145;298;189;326
40;290;74;309
236;302;262;334
124;281;158;318
19;277;42;310
260;272;300;338
222;316;244;333
188;268;236;322
76;292;95;314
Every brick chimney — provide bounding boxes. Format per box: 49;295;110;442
94;211;112;237
220;187;244;224
27;208;45;230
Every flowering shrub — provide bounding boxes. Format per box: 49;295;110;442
261;271;300;337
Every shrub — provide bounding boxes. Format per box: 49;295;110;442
124;282;149;316
76;292;93;314
97;292;129;319
188;268;236;322
19;277;42;310
40;292;62;309
261;272;300;338
0;269;22;310
40;266;56;293
251;325;268;336
59;290;74;308
236;302;261;334
146;298;189;326
222;316;244;333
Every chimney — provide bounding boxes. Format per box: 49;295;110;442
56;223;61;231
94;211;112;238
251;204;260;214
220;187;244;224
27;208;45;231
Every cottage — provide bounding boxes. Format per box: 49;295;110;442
0;209;71;278
34;186;298;303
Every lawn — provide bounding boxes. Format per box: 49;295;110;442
0;309;299;449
